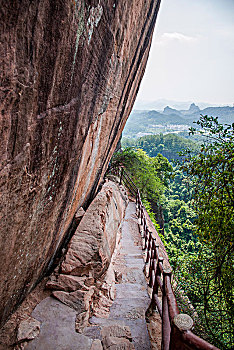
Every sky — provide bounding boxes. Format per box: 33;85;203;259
135;0;234;107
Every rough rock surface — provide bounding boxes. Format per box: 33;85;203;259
17;317;41;343
45;179;128;330
25;297;94;350
0;0;161;326
61;180;128;278
52;288;94;313
46;274;88;293
102;336;135;350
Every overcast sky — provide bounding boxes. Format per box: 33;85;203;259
136;0;234;106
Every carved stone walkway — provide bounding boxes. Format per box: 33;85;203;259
89;201;151;350
26;202;152;349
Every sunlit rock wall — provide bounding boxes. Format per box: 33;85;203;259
0;0;161;326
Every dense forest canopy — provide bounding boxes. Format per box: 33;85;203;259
114;116;234;349
122;133;199;160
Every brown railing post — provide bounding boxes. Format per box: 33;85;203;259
140;206;144;225
143;226;148;250
143;214;147;233
170;314;193;350
151;256;163;317
152;256;163;296
162;268;172;350
148;257;154;288
146;231;152;264
149;239;157;287
136;190;140;209
119;166;123;185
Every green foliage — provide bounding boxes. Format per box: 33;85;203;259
122;133;199;161
174;245;233;348
182;116;234;246
111;147;172;237
179;116;234;348
115;118;234;348
161;167;198;262
111;147;172;203
142;198;161;233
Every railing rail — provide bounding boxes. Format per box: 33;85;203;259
108;165;219;350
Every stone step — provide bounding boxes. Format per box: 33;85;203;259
25;298;93;350
115;283;148;299
109;298;150;319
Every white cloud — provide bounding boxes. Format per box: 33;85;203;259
155;32;197;46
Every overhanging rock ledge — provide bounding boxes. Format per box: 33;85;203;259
0;0;161;326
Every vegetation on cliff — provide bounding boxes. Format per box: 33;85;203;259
111;148;173;230
118;116;234;349
178;116;234;348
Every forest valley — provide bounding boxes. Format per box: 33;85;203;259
112;116;234;350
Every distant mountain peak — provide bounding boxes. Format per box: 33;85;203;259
188;103;200;113
163;106;179;115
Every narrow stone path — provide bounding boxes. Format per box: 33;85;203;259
89;201;151;350
25;201;152;349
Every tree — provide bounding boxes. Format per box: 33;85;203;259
111;147;173;233
111;147;172;203
180;115;234;348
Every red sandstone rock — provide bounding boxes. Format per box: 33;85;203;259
74;207;86;224
17;317;40;342
101;263;116;301
85;277;95;287
61;181;128;278
46;274;88;292
45;181;126;329
93;292;113;318
52;287;94;313
91;339;103;350
0;0;161;326
101;325;132;340
102;336;135;350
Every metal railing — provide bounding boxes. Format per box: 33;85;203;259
109;165;138;196
109;165;219;350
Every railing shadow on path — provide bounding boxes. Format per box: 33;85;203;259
108;165;220;350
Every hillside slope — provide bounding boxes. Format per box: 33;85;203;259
123;104;234;138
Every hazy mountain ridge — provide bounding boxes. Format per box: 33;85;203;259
123;103;234;138
133;98;232;111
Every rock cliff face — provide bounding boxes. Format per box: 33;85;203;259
61;180;128;279
0;0;161;326
47;179;128;331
